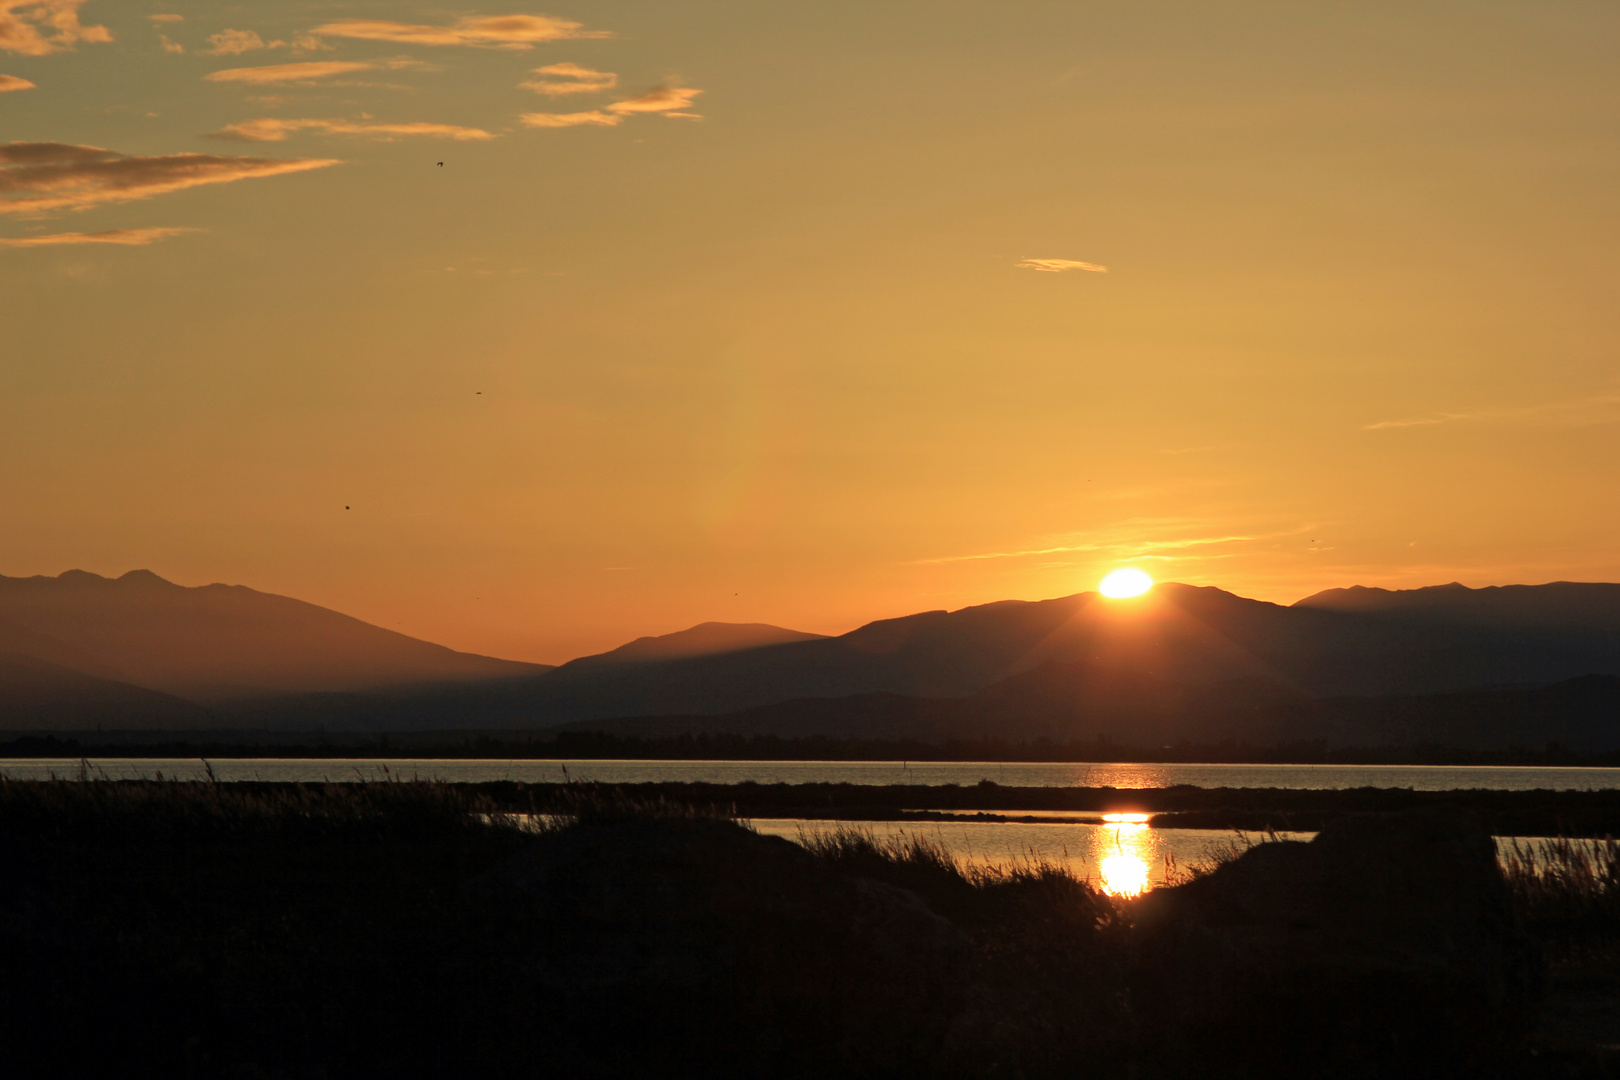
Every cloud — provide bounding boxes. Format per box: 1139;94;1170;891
214;118;496;143
0;142;339;215
0;0;110;56
521;61;615;96
0;226;193;247
205;61;373;84
1016;257;1107;273
0;73;33;91
1361;413;1469;431
148;14;183;23
519;110;622;128
608;85;702;116
1362;395;1620;432
206;29;281;56
913;521;1318;565
311;14;609;49
158;34;183;54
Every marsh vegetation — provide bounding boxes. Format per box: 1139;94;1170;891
2;777;1617;1076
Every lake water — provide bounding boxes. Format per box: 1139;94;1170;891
751;815;1292;896
4;757;1620;790
2;756;1592;898
753;817;1581;898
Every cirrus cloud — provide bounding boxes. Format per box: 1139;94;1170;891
607;85;701;116
519;109;621;128
0;226;193;247
521;61;615;96
521;85;703;129
205;60;375;84
1016;257;1107;273
0;142;339;215
312;14;609;50
214;118;496;143
0;0;110;56
0;73;33;91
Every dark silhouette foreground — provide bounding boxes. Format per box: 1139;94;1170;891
0;780;1611;1077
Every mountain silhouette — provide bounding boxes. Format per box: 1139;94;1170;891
503;582;1620;728
3;575;1618;746
1296;581;1620;632
563;622;827;667
0;570;548;703
0;651;213;730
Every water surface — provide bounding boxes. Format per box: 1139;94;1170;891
4;758;1620;790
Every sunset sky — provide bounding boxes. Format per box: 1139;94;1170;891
4;2;1619;663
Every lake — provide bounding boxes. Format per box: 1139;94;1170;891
5;757;1620;790
750;815;1294;896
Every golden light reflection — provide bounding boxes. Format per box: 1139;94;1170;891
1099;568;1154;598
1099;851;1151;897
1094;816;1153;897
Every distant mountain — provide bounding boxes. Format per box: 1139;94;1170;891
0;652;213;730
499;582;1620;728
560;666;1620;752
1296;581;1620;633
0;570;549;705
5;573;1618;746
564;622;827;667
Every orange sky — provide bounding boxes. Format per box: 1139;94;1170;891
4;2;1619;663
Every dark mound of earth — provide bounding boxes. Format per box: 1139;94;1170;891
1134;807;1545;1078
468;816;971;1077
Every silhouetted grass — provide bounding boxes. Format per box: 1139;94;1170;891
1502;837;1620;952
4;776;1613;1077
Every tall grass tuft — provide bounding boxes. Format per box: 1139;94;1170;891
1501;836;1620;955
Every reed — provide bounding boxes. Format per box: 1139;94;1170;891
1500;836;1620;953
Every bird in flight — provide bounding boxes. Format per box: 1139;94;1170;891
436;161;444;167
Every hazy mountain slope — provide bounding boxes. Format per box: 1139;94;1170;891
563;622;827;667
558;667;1620;752
0;614;127;680
0;652;214;730
0;570;550;702
488;583;1546;725
1296;581;1620;632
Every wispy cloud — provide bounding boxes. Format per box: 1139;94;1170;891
1016;257;1107;273
1362;394;1620;431
913;521;1317;565
148;14;183;23
0;73;33;91
201;28;329;56
0;1;110;56
520;110;623;128
213;118;496;143
608;85;702;117
0;142;338;215
312;14;609;50
521;61;615;96
524;85;703;128
206;29;276;56
205;61;373;84
0;226;193;247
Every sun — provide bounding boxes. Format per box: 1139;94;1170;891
1099;568;1154;598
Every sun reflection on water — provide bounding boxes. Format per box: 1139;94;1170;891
1095;816;1154;897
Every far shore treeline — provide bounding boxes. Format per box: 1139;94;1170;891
6;730;1620;768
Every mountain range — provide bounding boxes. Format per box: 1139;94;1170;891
1;570;1617;749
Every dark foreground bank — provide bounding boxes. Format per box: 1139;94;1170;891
3;779;1619;1078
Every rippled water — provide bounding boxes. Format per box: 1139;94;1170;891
3;757;1619;790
